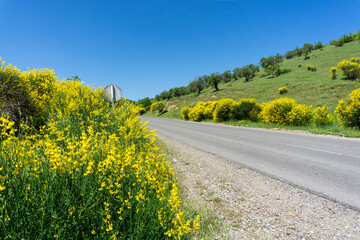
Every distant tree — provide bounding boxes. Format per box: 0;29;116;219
260;53;283;77
207;73;220;91
138;97;152;108
178;86;189;96
201;75;210;88
155;95;160;101
233;67;242;80
314;41;323;50
172;87;182;97
302;43;314;59
239;64;260;82
159;90;171;100
284;50;296;59
220;70;232;83
189;77;206;95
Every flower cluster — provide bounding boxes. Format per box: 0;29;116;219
259;98;313;126
337;57;360;80
0;60;199;239
278;86;288;94
313;106;334;126
330;67;337;79
336;88;360;128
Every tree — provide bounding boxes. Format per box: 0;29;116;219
260;53;283;77
233;68;242;80
207;73;220;91
239;64;260;82
302;43;314;59
188;77;205;95
220;70;232;83
137;97;152;108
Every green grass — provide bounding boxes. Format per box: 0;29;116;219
144;41;360;137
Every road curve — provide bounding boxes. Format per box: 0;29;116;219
141;117;360;210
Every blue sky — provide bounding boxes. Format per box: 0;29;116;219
1;0;359;101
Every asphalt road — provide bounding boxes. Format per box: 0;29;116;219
141;117;360;210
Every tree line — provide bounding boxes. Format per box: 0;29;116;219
137;31;359;104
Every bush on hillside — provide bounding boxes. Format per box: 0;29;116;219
0;59;57;130
150;101;165;114
330;67;337;79
260;98;313;126
0;72;200;238
231;98;261;121
337;57;360;80
132;106;146;115
335;88;360;128
330;33;357;47
181;106;190;120
313;106;334;126
278;87;288;94
213;99;236;122
203;101;218;119
188;102;206;121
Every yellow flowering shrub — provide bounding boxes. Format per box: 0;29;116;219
181;106;190;120
186;101;217;121
150;101;165;114
330;67;337;79
0;68;199;238
260;98;313;126
0;58;57;129
335;88;360;128
278;86;288;94
213;99;236;122
132;106;146;115
203;101;218;119
188;101;206;121
337;58;360;80
306;64;313;70
313;106;334;126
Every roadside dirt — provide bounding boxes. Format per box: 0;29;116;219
159;134;360;239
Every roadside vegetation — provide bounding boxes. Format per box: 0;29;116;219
0;59;200;239
139;31;360;137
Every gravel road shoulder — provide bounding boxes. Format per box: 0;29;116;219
158;134;360;239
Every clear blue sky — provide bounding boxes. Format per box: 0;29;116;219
1;0;359;101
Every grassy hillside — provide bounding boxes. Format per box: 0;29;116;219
147;41;360;120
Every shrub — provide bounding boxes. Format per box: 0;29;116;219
181;106;190;120
213;99;236;122
278;86;288;94
260;98;313;126
0;78;199;239
287;104;313;126
306;64;313;70
150;101;165;114
231;98;261;121
337;58;360;80
203;101;218;119
313;106;334;126
311;67;316;71
0;59;57;130
314;41;323;50
330;67;337;79
330;33;356;47
132;106;146;115
335;88;360;128
188;102;206;121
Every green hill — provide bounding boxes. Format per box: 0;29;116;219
147;41;360;122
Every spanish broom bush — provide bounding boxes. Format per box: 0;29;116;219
0;60;199;239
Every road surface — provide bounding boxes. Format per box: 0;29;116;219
141;117;360;210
